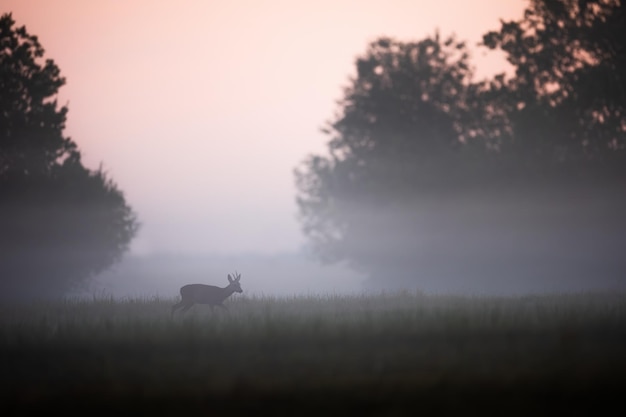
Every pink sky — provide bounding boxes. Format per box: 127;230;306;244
4;1;527;255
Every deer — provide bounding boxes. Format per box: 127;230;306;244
171;271;243;315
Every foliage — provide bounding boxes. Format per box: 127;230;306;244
0;13;139;301
295;2;626;287
295;34;490;264
482;0;626;174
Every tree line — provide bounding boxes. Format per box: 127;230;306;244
295;0;626;291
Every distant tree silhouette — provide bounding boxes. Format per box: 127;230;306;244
295;2;626;292
0;14;139;301
295;34;496;281
481;0;626;181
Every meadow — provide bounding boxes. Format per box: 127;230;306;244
1;291;625;415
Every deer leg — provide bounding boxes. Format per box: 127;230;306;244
181;303;194;313
171;301;184;316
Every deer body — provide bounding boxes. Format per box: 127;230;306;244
172;272;242;314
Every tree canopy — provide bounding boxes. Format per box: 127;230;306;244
295;0;626;292
481;0;625;177
0;13;139;301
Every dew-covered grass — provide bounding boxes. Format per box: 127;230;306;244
1;291;625;415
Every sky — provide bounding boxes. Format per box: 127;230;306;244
4;0;527;256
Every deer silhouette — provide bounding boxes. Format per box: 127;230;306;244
172;272;243;315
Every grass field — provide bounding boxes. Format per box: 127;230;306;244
1;291;626;415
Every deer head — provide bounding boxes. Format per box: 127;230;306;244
227;271;243;293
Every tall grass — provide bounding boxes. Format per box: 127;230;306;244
1;291;625;415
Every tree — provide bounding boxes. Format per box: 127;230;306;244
295;3;626;292
481;0;626;175
295;33;498;288
0;14;139;301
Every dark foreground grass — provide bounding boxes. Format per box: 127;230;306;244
1;291;626;415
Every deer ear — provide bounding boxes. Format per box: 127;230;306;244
228;274;233;283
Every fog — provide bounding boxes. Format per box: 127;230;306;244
4;3;626;414
82;252;363;299
84;180;626;299
345;186;626;295
2;0;526;259
4;1;625;301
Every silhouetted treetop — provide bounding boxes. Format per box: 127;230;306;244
482;0;625;164
330;35;472;158
0;13;77;179
309;34;500;203
0;13;139;301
